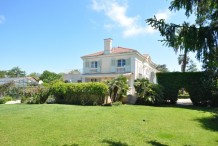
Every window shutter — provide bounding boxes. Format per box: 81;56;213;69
126;58;131;66
98;60;101;67
85;61;90;68
111;59;116;66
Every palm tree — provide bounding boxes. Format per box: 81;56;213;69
178;49;190;72
106;75;129;103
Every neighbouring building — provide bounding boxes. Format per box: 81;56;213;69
0;77;38;87
64;38;158;94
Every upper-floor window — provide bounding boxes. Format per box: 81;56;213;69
117;59;126;67
91;61;98;68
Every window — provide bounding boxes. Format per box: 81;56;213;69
91;61;98;68
117;59;126;67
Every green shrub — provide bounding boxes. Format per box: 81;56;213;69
0;96;13;104
50;82;108;105
112;101;123;106
106;75;129;102
21;86;50;104
0;98;5;104
134;78;164;105
157;72;212;105
46;95;56;104
144;84;164;105
213;108;218;119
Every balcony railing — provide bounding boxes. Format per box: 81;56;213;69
116;67;125;73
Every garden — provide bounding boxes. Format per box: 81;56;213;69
0;104;218;146
0;73;218;145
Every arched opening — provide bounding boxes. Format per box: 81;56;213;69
177;87;192;105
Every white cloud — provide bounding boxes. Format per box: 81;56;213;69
147;9;172;33
91;0;152;37
155;10;171;20
0;15;5;24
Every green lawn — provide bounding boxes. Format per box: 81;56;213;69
0;104;217;146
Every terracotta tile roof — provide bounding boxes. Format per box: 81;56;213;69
82;47;136;57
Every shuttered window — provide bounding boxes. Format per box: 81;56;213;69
117;59;126;67
91;61;98;68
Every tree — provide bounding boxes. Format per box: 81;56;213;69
106;75;129;103
134;78;164;105
186;60;198;72
178;53;190;72
146;0;218;96
156;64;169;72
28;72;41;81
68;69;81;74
0;71;7;78
7;67;26;77
146;0;218;72
39;70;62;84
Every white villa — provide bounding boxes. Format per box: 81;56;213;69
64;38;158;94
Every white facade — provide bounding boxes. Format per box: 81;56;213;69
80;38;158;94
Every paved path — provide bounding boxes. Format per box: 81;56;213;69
5;100;21;104
176;98;193;105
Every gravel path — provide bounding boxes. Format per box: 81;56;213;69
176;98;193;105
5;100;21;104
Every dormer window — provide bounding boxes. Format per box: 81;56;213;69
91;61;98;68
117;59;126;67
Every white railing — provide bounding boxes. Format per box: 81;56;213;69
116;67;125;73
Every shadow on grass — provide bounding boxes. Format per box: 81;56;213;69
195;116;218;132
102;139;128;146
160;104;218;132
63;144;79;146
161;103;216;115
147;140;169;146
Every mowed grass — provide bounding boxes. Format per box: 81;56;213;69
0;104;217;146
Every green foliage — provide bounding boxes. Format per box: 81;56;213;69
147;0;218;98
213;108;218;119
178;89;190;99
186;60;198;72
134;78;150;98
39;70;62;83
7;66;26;77
46;95;56;104
0;96;13;104
156;64;169;72
50;82;108;105
134;78;164;105
156;72;217;106
106;75;129;103
0;81;14;96
112;101;123;106
144;84;164;105
21;86;50;104
0;71;7;78
28;72;41;81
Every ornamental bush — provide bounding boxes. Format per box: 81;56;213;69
134;78;164;105
0;96;13;104
21;86;50;104
50;82;108;105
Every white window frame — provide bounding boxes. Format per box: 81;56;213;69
117;59;126;67
91;61;98;68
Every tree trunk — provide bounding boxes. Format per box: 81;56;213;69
182;49;188;72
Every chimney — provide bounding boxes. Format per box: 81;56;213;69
104;38;112;54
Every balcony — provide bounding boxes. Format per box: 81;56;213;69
116;67;125;73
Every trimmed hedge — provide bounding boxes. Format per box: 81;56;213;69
50;82;108;105
157;72;213;106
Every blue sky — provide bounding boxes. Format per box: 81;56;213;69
0;0;202;74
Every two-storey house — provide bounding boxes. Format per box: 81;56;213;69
80;38;158;94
